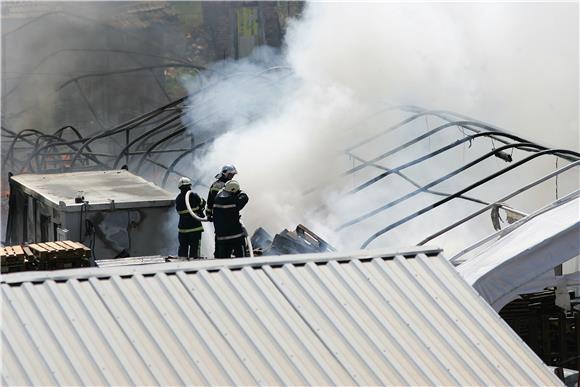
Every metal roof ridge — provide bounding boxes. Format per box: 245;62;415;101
1;246;442;285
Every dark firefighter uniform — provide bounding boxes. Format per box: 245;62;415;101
175;190;206;257
213;189;249;258
206;175;228;221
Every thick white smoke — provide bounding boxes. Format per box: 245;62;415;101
183;3;578;256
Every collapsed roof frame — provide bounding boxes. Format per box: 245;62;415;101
358;147;579;248
319;108;579;247
3;74;579;251
2;96;190;181
1;68;291;190
1;5;203;110
451;189;580;265
418;164;580;246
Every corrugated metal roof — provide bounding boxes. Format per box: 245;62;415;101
1;247;561;386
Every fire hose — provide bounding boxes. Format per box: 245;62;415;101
185;190;254;258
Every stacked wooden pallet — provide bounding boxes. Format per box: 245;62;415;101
1;241;91;273
0;245;27;273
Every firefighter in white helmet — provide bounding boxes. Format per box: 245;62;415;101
206;164;237;221
175;177;206;258
212;179;249;258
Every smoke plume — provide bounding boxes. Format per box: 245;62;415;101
183;2;579;256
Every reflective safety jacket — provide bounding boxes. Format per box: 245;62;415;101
206;175;229;219
175;189;206;233
212;189;249;240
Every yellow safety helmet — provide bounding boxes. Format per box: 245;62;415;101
224;180;240;193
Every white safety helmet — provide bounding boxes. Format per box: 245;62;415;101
221;164;237;175
224;180;240;193
178;177;192;188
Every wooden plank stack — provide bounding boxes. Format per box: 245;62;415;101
0;246;27;273
1;241;91;273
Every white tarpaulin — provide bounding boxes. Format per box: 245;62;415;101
456;195;579;311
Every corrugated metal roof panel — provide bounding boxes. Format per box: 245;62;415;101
0;248;562;386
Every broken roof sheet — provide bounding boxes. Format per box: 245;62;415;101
10;169;174;211
1;247;561;386
456;193;580;311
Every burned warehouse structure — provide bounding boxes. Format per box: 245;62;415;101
1;1;579;386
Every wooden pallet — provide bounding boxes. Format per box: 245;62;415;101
2;241;91;272
0;245;26;266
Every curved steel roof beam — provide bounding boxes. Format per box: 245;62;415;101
346;153;489;207
305;117;471;195
55;64;204;93
7;72;187;122
345;119;576;177
11;67;285;172
134;127;186;174
417;161;580;246
343;110;470;154
449;189;580;264
66;99;186;167
405;106;567;154
360;148;580;248
2;48;198;100
308;114;573;197
68;69;285;166
111;103;229;170
140;157;188;181
10;99;181;173
111;113;185;169
346;131;532;196
23;137;109;173
337;142;543;232
38;71;274;170
307;121;525;196
161;138;216;188
2;127;101;171
35;135;107;171
2;9;196;63
7;62;284;128
3;128;48;167
345;105;576;161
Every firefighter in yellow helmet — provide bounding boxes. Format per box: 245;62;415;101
212;179;249;258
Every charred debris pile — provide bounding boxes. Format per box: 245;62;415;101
251;224;335;256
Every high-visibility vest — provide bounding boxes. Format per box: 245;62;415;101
213;189;249;240
175;190;205;233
